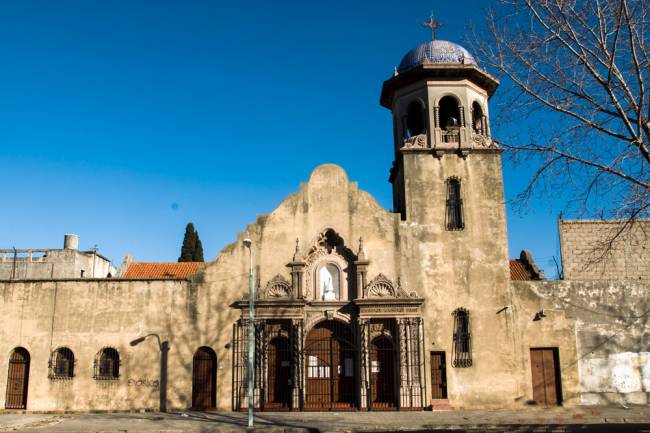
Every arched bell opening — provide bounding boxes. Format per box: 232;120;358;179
471;101;486;136
405;101;426;138
438;96;462;144
304;320;357;410
438;96;461;129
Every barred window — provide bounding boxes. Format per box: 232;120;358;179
94;347;120;380
446;177;464;230
49;347;74;379
452;308;472;367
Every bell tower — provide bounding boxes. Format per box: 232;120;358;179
380;20;515;406
381;21;500;223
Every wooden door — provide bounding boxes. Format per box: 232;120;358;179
192;347;216;410
5;348;30;409
304;320;356;410
430;351;447;399
370;336;397;409
530;348;561;406
266;336;291;410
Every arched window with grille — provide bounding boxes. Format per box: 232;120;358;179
452;308;472;367
94;347;120;380
49;347;74;379
446;177;464;230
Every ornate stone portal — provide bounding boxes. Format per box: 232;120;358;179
231;228;425;411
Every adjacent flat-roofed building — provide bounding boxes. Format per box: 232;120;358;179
0;234;115;280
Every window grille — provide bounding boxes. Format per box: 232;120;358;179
48;347;74;379
446;177;464;230
452;308;472;367
93;347;120;380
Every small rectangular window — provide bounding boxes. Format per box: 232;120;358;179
446;177;464;230
452;308;472;367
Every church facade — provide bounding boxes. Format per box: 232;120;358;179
1;37;648;413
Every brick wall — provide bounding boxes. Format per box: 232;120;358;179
559;219;650;280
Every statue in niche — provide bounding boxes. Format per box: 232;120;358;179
319;263;339;301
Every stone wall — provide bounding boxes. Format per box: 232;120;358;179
559;219;650;281
513;280;650;405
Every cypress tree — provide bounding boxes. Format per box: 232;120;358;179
193;237;204;262
178;223;197;262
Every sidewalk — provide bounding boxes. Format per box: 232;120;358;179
1;407;650;433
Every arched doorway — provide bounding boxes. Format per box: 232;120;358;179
304;320;356;410
5;347;30;409
266;336;291;410
370;336;397;410
192;347;216;410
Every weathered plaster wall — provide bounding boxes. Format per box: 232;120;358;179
559;219;650;281
0;278;236;412
513;280;650;405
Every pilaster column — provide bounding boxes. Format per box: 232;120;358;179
289;262;305;299
290;318;304;410
397;318;409;408
359;318;370;409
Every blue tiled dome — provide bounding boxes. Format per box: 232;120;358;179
398;40;477;72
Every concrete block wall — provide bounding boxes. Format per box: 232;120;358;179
559;219;650;280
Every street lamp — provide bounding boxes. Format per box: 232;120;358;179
243;238;254;427
130;333;169;413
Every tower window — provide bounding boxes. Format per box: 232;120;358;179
405;101;426;138
49;347;74;379
94;347;120;380
471;102;485;135
446;177;464;230
452;308;472;367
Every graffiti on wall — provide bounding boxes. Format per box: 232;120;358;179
127;377;160;390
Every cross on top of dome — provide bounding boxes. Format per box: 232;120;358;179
421;12;444;41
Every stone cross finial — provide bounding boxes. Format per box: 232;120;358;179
421;12;443;41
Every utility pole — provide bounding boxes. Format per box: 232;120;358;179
243;238;254;427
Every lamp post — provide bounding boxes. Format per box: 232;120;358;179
130;333;169;413
243;238;254;427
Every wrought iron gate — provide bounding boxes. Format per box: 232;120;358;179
370;336;397;410
5;348;30;409
266;336;291;410
304;320;356;410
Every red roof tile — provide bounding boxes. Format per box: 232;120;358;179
510;259;535;281
123;262;204;279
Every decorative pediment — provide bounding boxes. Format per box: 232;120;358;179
264;274;292;299
365;274;397;298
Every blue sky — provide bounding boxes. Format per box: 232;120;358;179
0;0;563;277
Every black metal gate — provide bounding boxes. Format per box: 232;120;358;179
266;336;291;410
304;320;356;410
370;336;397;410
5;347;30;409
